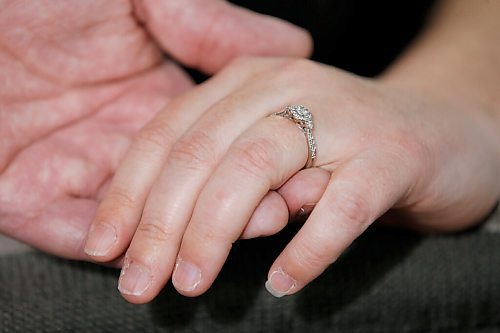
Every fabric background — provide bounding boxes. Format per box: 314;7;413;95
2;1;500;332
1;208;499;332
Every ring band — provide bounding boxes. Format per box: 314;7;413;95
272;105;317;168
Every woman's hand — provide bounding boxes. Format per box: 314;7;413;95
84;56;499;303
0;0;311;259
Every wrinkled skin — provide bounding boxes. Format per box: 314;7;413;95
0;0;312;259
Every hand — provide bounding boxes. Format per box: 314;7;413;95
0;0;312;260
84;56;499;303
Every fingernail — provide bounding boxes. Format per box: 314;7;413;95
118;259;152;296
84;223;117;256
265;268;297;298
299;203;316;216
172;258;202;292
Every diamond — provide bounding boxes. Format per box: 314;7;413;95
272;105;317;168
287;105;312;122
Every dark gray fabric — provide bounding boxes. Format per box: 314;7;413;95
1;221;500;333
2;2;498;332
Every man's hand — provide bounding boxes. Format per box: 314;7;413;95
0;0;312;260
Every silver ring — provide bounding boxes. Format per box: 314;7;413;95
272;105;317;168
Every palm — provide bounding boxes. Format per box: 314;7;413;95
0;0;192;258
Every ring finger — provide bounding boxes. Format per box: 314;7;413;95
170;111;314;296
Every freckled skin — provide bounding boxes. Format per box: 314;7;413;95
0;0;312;260
0;1;193;258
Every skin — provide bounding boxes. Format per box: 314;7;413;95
85;0;500;303
0;0;312;259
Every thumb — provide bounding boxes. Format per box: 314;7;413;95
241;168;331;239
134;0;313;73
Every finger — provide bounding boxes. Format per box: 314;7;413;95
241;168;331;239
135;0;313;73
115;68;299;302
84;59;277;263
1;198;98;261
264;152;416;297
171;115;308;296
240;191;289;239
278;167;331;217
0;196;125;268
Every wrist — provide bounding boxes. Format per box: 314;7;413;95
376;0;500;140
377;57;500;221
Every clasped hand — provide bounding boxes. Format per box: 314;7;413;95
1;0;498;304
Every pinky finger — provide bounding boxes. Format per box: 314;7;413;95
265;153;416;297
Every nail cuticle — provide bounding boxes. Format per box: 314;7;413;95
118;258;153;296
265;267;297;298
84;223;117;257
172;258;202;292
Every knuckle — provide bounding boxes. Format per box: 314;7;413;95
231;138;277;179
137;217;176;243
280;58;315;72
193;6;225;66
189;222;233;249
105;187;138;210
393;131;431;171
134;119;176;154
227;55;257;70
328;189;371;231
219;56;263;81
291;239;331;271
271;58;322;91
276;58;316;78
169;130;218;170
